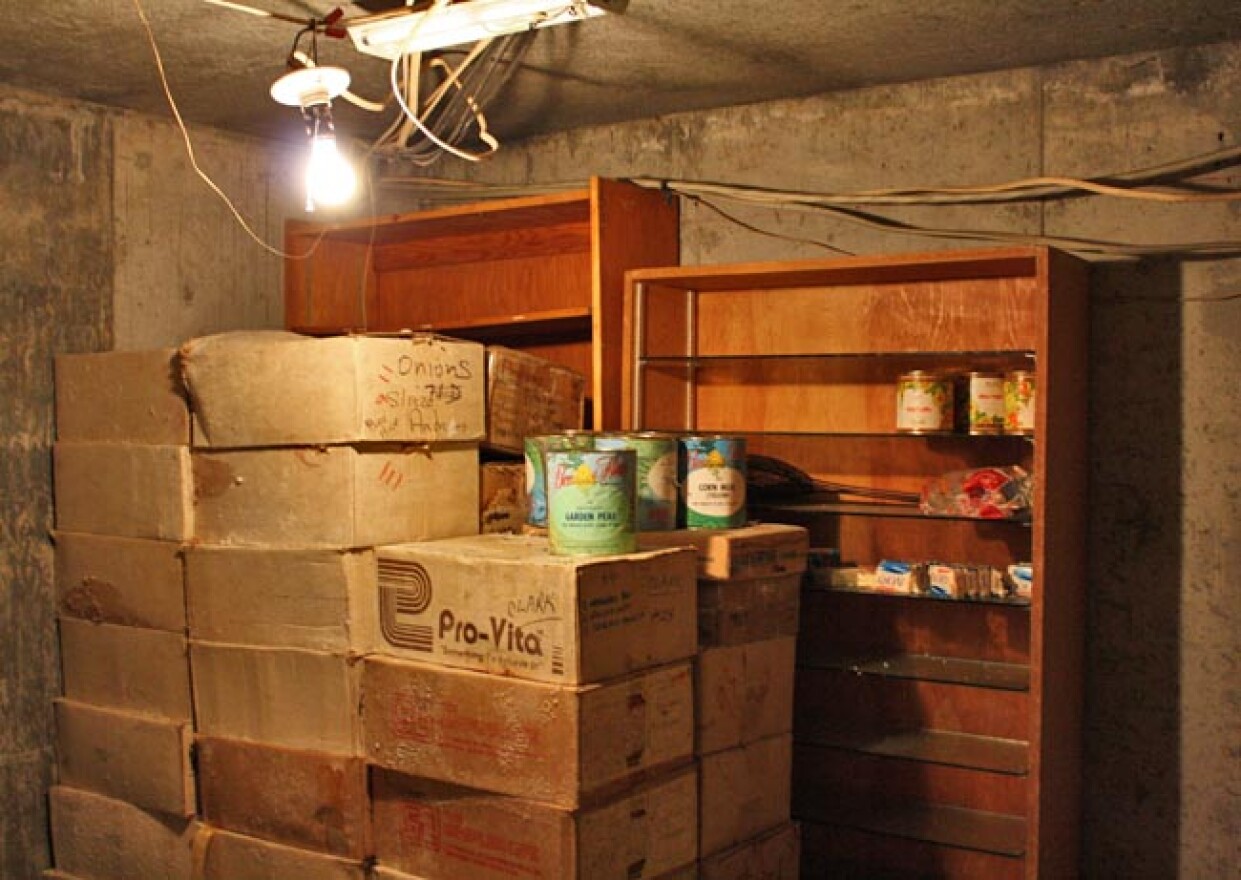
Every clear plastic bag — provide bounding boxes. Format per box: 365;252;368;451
919;466;1034;520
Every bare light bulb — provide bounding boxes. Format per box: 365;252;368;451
305;131;357;212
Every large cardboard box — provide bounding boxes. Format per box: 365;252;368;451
698;573;801;647
58;618;191;721
697;637;796;755
640;524;809;581
48;786;197;880
699;735;793;859
181;331;485;447
191;643;361;754
54;532;186;632
54;699;195;818
54;443;193;541
55;349;190;445
699;822;800;880
484;345;585;453
186;546;377;651
196;828;368;880
372;765;697;880
196;736;370;859
364;656;694;808
192;443;478;547
480;461;527;534
375;535;696;684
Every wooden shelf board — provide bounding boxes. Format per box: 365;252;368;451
798;652;1031;692
796;727;1030;776
639;349;1036;363
396;307;592;341
753;500;1032;526
796;802;1028;857
805;583;1031;608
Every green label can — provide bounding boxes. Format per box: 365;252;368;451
680;436;747;529
595;432;679;531
546;449;637;556
524;431;597;527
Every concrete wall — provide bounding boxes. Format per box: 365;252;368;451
398;41;1241;877
0;83;298;879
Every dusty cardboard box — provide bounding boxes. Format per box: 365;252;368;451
54;699;195;818
54;532;186;632
197;828;368;880
372;764;697;880
639;524;809;581
192;443;478;547
48;786;198;880
364;656;693;808
54;442;193;541
375;535;696;684
196;736;370;859
697;637;796;756
55;349;191;445
58;618;191;721
480;461;527;534
181;331;485;447
699;734;793;858
191;643;361;754
698;573;801;647
186;546;377;652
484;345;585;454
699;822;800;880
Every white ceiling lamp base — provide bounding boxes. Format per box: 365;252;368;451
270;66;352;108
347;0;627;59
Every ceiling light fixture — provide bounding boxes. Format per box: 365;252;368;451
347;0;627;60
271;65;358;211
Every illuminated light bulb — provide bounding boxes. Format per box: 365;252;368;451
305;130;357;211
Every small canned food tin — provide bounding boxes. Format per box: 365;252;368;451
595;432;679;531
679;436;747;529
896;371;953;434
1003;370;1036;435
965;371;1005;435
523;431;597;527
545;449;637;556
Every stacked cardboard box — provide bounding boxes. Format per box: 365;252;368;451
364;533;702;879
179;331;486;874
50;348;200;877
643;523;808;877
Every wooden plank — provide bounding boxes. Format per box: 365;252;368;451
797;651;1030;691
802;821;1026;880
797;802;1027;858
796;727;1029;776
371;222;590;273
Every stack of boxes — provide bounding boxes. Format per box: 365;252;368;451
643;523;809;878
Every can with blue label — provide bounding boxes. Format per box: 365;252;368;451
546;448;637;556
595;432;679;531
679;435;748;529
523;431;597;527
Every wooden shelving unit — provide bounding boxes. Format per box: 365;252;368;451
622;246;1089;878
283;177;679;429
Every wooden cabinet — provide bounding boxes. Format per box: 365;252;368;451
622;247;1088;879
283;177;678;429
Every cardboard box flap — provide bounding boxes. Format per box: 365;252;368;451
54;531;186;632
48;786;197;880
197;827;368;880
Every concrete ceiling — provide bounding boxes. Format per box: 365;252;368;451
5;1;1241;148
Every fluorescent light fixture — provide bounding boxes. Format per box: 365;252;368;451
347;0;627;59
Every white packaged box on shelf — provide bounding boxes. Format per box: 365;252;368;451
54;532;186;632
181;331;485;447
55;349;191;445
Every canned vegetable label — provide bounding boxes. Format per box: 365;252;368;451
896;371;953;434
596;433;679;531
523;432;599;527
680;436;747;529
966;372;1005;435
546;449;636;556
1004;371;1036;435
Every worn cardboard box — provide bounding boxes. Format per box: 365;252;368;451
48;786;198;880
375;535;696;684
196;736;370;859
484;345;585;453
196;828;368;880
186;546;377;652
364;656;694;808
697;637;796;756
698;573;801;648
372;764;697;880
640;524;809;581
55;349;191;445
699;735;793;859
54;442;193;541
181;331;485;447
54;532;186;632
191;643;361;754
192;443;478;547
480;461;527;534
54;699;195;818
58;618;191;721
699;822;800;880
